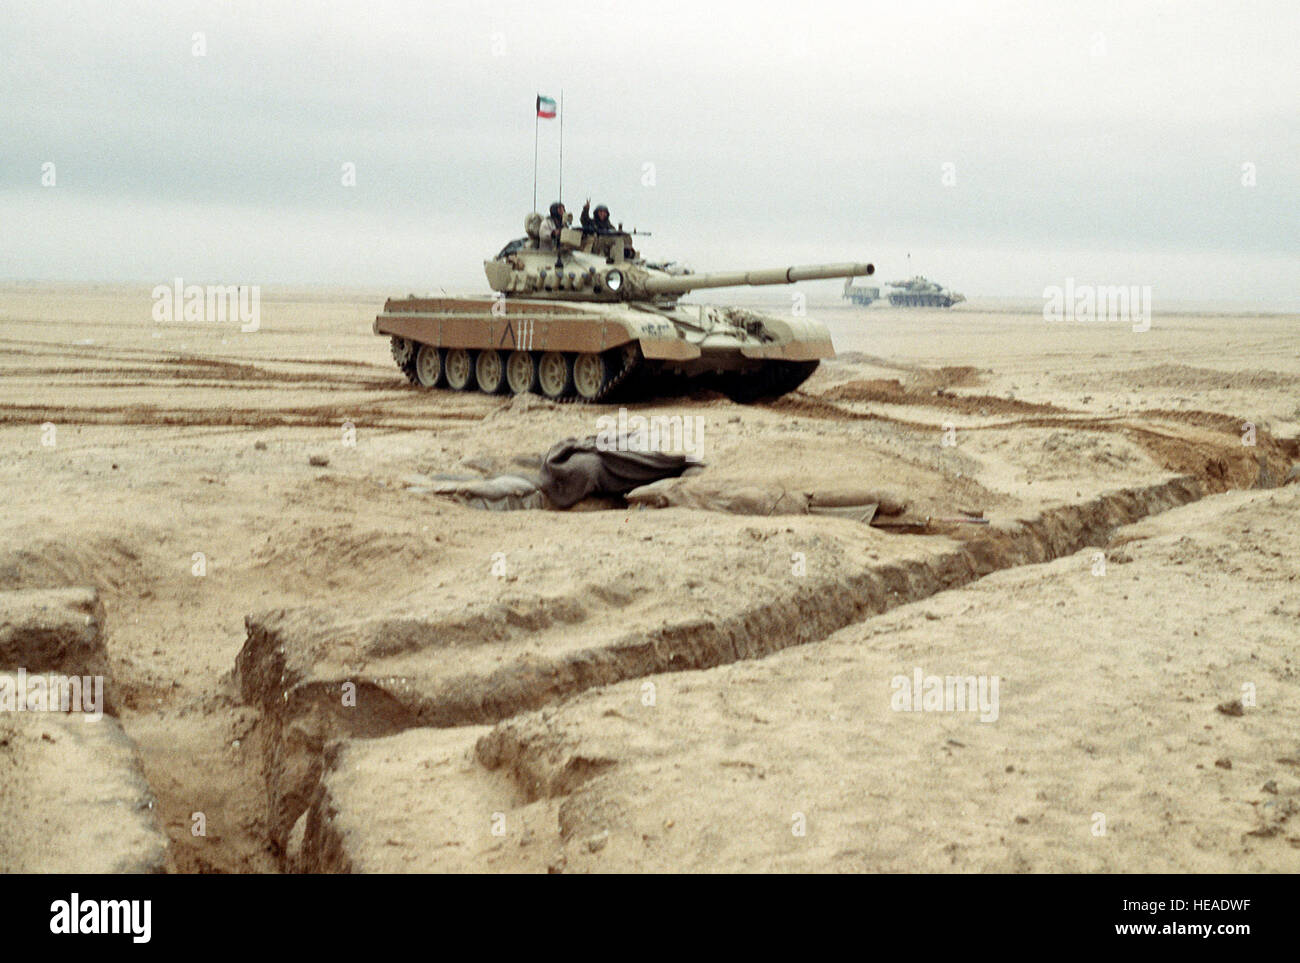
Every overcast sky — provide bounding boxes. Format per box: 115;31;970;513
2;0;1296;303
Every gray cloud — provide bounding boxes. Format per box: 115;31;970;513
2;0;1296;302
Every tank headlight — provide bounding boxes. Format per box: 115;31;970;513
604;270;623;292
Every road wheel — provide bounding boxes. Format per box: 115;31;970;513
413;344;443;387
474;348;508;394
573;351;612;401
538;351;574;399
506;351;538;395
444;348;474;390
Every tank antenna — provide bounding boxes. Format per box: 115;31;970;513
532;94;540;213
558;90;564;204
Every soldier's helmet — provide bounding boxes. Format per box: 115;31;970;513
593;204;610;222
548;201;565;220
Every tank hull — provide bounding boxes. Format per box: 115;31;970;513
374;296;833;402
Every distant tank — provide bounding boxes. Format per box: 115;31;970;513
886;276;965;308
375;213;874;402
842;276;881;306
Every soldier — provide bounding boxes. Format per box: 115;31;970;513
539;201;567;250
580;200;615;233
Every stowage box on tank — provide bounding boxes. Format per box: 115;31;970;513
374;212;873;402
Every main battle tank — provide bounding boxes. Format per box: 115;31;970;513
375;213;873;402
886;276;965;308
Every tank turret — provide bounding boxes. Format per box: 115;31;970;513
484;219;872;303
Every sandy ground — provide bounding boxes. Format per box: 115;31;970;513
312;485;1300;873
0;282;1295;872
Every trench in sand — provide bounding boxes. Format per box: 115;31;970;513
241;432;1290;866
6;287;1298;870
0;460;1285;872
5;322;1294;870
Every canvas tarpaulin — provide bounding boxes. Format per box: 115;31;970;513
421;438;906;523
624;476;908;523
424;437;700;511
538;437;700;509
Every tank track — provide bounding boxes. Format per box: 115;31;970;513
392;337;639;403
394;338;420;385
392;340;813;403
556;344;641;405
720;360;819;403
890;294;956;308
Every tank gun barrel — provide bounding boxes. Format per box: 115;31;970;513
641;261;873;296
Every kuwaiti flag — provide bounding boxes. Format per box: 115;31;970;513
536;95;557;119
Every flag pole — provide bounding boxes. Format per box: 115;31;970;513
532;95;539;213
558;90;564;204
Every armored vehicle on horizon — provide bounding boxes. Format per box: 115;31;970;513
375;213;874;402
886;276;965;308
842;276;881;306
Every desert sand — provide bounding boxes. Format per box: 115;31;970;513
0;282;1296;872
